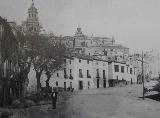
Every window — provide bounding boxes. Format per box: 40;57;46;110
70;60;71;64
121;66;124;73
3;61;7;77
127;67;129;73
86;43;88;47
64;59;66;64
79;69;83;78
57;73;59;77
114;65;119;72
104;50;107;56
134;68;136;75
130;68;132;74
96;69;100;78
70;82;72;88
64;68;66;74
64;68;67;78
103;70;106;79
115;56;117;61
88;81;90;86
87;60;89;64
81;42;85;46
79;59;81;63
116;76;118;80
69;69;72;78
56;81;58;86
0;25;3;37
87;70;91;78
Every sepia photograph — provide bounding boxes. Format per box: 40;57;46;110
0;0;160;118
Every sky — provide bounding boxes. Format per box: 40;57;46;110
1;0;160;76
0;0;160;54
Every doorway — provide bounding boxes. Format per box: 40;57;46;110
64;82;66;91
79;81;83;90
97;79;100;88
103;79;106;88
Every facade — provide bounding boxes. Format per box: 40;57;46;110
0;17;19;106
0;17;19;80
38;54;137;90
108;61;137;87
47;55;109;90
27;54;109;92
129;53;152;84
92;58;109;88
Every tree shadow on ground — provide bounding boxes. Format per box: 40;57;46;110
145;93;160;101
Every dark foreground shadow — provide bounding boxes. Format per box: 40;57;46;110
145;93;160;101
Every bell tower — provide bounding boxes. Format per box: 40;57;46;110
23;0;40;33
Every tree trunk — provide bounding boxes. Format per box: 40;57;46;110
45;71;51;91
36;71;42;95
21;70;29;97
0;85;4;107
20;63;31;98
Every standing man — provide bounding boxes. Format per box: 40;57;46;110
51;89;58;109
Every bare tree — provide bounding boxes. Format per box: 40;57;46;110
25;33;66;95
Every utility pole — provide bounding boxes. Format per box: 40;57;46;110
142;51;145;100
158;53;160;79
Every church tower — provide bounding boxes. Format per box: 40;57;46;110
23;0;41;33
75;25;84;37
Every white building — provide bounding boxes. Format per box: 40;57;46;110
46;55;109;90
108;61;137;86
27;54;139;93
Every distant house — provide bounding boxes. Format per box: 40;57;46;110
108;61;137;87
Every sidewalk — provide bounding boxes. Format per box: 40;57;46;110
0;108;13;117
0;91;74;118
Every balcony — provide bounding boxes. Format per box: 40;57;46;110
96;76;100;78
79;74;83;78
69;75;74;80
96;73;100;78
87;75;91;78
64;74;68;79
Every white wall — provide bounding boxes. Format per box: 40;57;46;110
108;62;137;83
92;60;109;88
48;57;109;90
27;65;37;93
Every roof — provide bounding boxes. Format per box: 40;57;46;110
65;53;109;62
102;44;129;49
108;60;126;64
